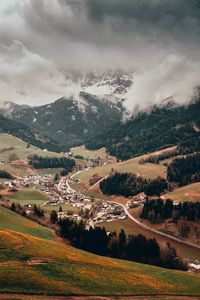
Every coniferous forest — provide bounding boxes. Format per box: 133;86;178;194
167;153;200;186
140;199;200;223
28;155;75;173
100;172;168;197
57;217;187;271
0;169;13;179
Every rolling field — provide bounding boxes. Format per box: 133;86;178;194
0;206;55;240
0;208;200;296
0;133;61;162
0;161;36;177
2;187;79;216
0;133;87;177
164;182;200;202
75;154;167;184
44;203;79;213
3;188;50;206
71;146;108;160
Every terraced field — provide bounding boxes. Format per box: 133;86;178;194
0;206;199;296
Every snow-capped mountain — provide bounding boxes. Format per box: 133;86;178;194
0;70;133;151
80;70;133;98
5;92;125;151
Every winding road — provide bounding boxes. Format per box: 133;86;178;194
109;200;200;251
67;170;200;253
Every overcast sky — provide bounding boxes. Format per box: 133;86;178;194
0;0;200;109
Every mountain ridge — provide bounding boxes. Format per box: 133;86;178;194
5;92;125;151
86;99;200;160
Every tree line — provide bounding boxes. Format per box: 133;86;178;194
177;135;200;155
86;99;200;161
167;153;200;186
140;198;200;223
100;172;168;197
55;215;187;271
139;136;200;166
28;155;75;174
0;170;13;179
0;199;187;271
139;149;178;165
100;152;200;198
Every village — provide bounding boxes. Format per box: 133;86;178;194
2;171;128;228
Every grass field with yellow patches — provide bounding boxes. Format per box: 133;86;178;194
0;226;200;296
164;182;200;203
0;206;55;240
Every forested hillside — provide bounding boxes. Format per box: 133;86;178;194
9;93;124;151
0;114;61;152
86;100;200;160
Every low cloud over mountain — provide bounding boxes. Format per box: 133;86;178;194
0;0;200;109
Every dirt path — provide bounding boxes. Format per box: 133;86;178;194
88;176;107;191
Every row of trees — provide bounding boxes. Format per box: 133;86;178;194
0;170;13;179
139;149;178;165
167;153;200;186
100;172;168;197
0;200;187;271
100;151;200;198
56;216;187;270
139;136;200;166
177;135;200;155
28;155;75;174
140;198;200;223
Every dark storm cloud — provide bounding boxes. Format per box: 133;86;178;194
86;0;200;48
0;0;200;109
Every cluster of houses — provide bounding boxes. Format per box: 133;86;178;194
11;174;53;188
126;192;147;209
2;171;129;227
91;201;127;225
57;211;82;222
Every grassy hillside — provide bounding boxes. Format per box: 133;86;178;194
3;188;78;214
164;182;200;203
0;114;60;152
3;188;50;206
75;149;168;185
0;133;61;162
71;146;108;160
0;206;55;240
0;207;199;296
